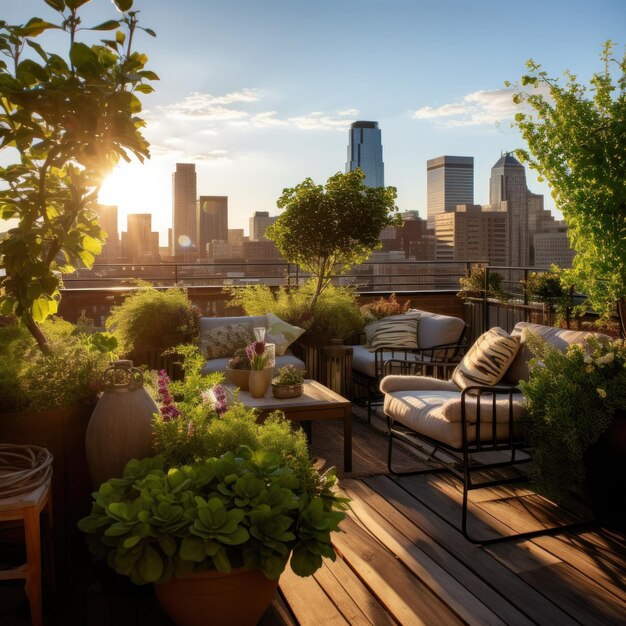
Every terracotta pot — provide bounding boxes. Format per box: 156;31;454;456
225;368;250;391
248;367;272;398
154;567;279;626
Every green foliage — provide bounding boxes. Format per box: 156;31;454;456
106;284;199;357
80;344;348;583
227;281;363;341
267;170;401;309
457;266;506;300
360;293;410;323
0;317;113;411
272;365;305;386
520;270;572;322
79;450;347;584
520;333;626;501
0;0;157;352
510;41;626;328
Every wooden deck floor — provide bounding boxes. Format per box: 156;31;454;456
1;418;625;626
272;473;626;626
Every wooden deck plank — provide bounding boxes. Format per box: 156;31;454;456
403;472;626;624
366;474;578;626
331;515;463;626
313;559;395;626
279;564;350;626
342;478;523;626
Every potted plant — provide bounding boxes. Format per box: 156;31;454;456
0;317;117;569
520;332;626;529
272;365;306;399
106;283;199;376
78;346;348;626
360;293;411;324
245;339;273;397
225;347;252;390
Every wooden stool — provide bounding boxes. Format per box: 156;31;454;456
0;481;53;626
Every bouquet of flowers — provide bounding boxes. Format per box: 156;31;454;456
246;340;271;370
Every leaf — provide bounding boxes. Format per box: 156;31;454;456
137;545;163;583
65;0;91;9
143;28;157;38
114;0;134;12
91;20;121;31
43;0;65;10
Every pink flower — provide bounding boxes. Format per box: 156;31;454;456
156;370;180;421
212;384;228;416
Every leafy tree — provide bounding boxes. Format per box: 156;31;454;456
266;169;401;311
509;41;626;337
0;0;157;353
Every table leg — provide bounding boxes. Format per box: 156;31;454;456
343;407;352;473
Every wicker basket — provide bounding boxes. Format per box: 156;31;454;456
271;383;303;399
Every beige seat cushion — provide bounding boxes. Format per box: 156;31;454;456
452;327;520;389
383;388;525;449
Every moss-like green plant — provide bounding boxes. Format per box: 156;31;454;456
520;333;626;501
106;283;199;357
457;266;507;301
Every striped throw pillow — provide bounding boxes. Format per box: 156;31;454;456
367;318;419;351
452;327;520;389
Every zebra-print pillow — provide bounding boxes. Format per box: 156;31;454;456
368;318;419;351
452;327;520;389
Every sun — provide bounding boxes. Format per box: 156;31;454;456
98;162;172;244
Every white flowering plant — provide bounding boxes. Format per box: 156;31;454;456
519;332;626;501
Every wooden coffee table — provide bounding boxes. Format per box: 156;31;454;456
226;380;352;472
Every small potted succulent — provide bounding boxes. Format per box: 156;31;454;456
272;365;306;399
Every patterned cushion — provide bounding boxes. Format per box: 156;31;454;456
452;327;520;389
366;317;419;351
199;324;254;360
265;313;305;356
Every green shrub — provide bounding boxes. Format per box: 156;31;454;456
458;266;506;300
106;283;199;356
0;318;115;411
520;333;626;501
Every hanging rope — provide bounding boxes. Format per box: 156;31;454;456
0;444;53;498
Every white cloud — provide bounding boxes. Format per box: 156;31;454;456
412;85;551;127
337;108;359;117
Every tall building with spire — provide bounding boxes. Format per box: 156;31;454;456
345;121;384;187
488;153;529;266
171;163;197;257
426;156;474;229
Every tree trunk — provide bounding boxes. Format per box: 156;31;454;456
617;297;626;339
26;318;51;354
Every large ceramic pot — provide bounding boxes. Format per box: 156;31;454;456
154;567;279;626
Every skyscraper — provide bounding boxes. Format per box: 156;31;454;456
171;163;197;257
120;213;160;261
96;203;120;260
426;156;474;229
345;121;384;187
249;211;277;241
198;195;228;258
488;153;529;266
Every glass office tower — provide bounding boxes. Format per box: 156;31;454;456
345;121;384;187
426;155;474;229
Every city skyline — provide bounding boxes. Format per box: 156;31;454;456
1;0;624;244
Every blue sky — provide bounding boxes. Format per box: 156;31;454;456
2;0;625;242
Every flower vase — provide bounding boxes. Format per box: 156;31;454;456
249;368;271;398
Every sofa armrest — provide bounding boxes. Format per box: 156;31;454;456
380;375;459;394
